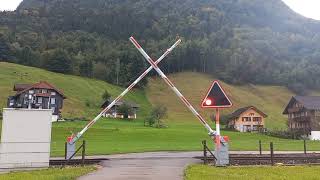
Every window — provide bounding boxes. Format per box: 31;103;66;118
29;90;34;94
51;92;56;96
42;89;47;93
242;117;251;122
51;98;56;105
253;117;262;122
37;97;43;103
249;113;254;116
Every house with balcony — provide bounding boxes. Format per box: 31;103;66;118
283;96;320;140
227;106;267;132
7;81;66;121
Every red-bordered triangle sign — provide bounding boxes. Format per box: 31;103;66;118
201;81;232;108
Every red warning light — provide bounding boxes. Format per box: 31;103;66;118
205;98;212;106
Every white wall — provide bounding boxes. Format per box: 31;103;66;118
0;109;52;169
309;131;320;140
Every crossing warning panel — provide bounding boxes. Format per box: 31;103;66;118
201;81;232;108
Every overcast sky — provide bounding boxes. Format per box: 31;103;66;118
282;0;320;20
0;0;23;11
0;0;319;20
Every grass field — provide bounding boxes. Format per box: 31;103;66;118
0;62;151;119
0;166;96;180
2;62;320;156
49;118;320;156
185;165;320;180
146;72;294;130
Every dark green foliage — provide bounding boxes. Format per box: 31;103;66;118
146;105;168;128
44;49;72;74
117;103;134;119
1;0;320;90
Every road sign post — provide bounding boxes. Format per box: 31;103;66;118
201;81;232;166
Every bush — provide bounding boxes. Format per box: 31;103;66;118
145;105;168;128
264;129;305;139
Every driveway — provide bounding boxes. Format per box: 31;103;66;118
78;151;202;180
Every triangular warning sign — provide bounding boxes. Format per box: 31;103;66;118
201;81;232;108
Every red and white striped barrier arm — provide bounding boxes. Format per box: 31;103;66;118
70;39;182;144
129;36;216;137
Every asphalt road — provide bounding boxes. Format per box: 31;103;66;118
77;151;320;180
77;152;202;180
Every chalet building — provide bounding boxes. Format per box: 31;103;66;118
7;81;66;121
101;98;139;119
227;106;267;132
283;96;320;140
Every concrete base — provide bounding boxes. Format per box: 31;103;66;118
0;109;52;169
309;131;320;140
66;142;76;159
214;137;229;166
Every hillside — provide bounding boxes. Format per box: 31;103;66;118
1;63;320;155
0;62;151;118
1;0;320;92
0;62;297;130
147;72;295;130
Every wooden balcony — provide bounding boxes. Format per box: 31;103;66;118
287;107;303;113
290;116;311;122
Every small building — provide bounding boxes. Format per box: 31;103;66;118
7;81;66;121
101;98;139;119
283;96;320;140
227;106;267;132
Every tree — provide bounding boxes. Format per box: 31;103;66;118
79;60;93;77
45;49;73;74
146;105;168;128
101;90;111;101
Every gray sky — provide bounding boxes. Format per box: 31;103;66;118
0;0;23;11
0;0;319;20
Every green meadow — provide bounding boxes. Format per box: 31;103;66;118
185;165;320;180
1;62;320;156
0;166;96;180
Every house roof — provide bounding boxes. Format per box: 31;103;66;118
101;98;139;108
283;96;320;114
13;84;31;91
229;106;267;119
14;81;66;98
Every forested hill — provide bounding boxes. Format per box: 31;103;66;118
1;0;320;93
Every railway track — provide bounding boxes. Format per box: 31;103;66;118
49;158;108;166
195;153;320;165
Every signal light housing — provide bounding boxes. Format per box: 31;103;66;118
201;81;232;108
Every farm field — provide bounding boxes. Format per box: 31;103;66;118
185;165;320;180
0;166;96;180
